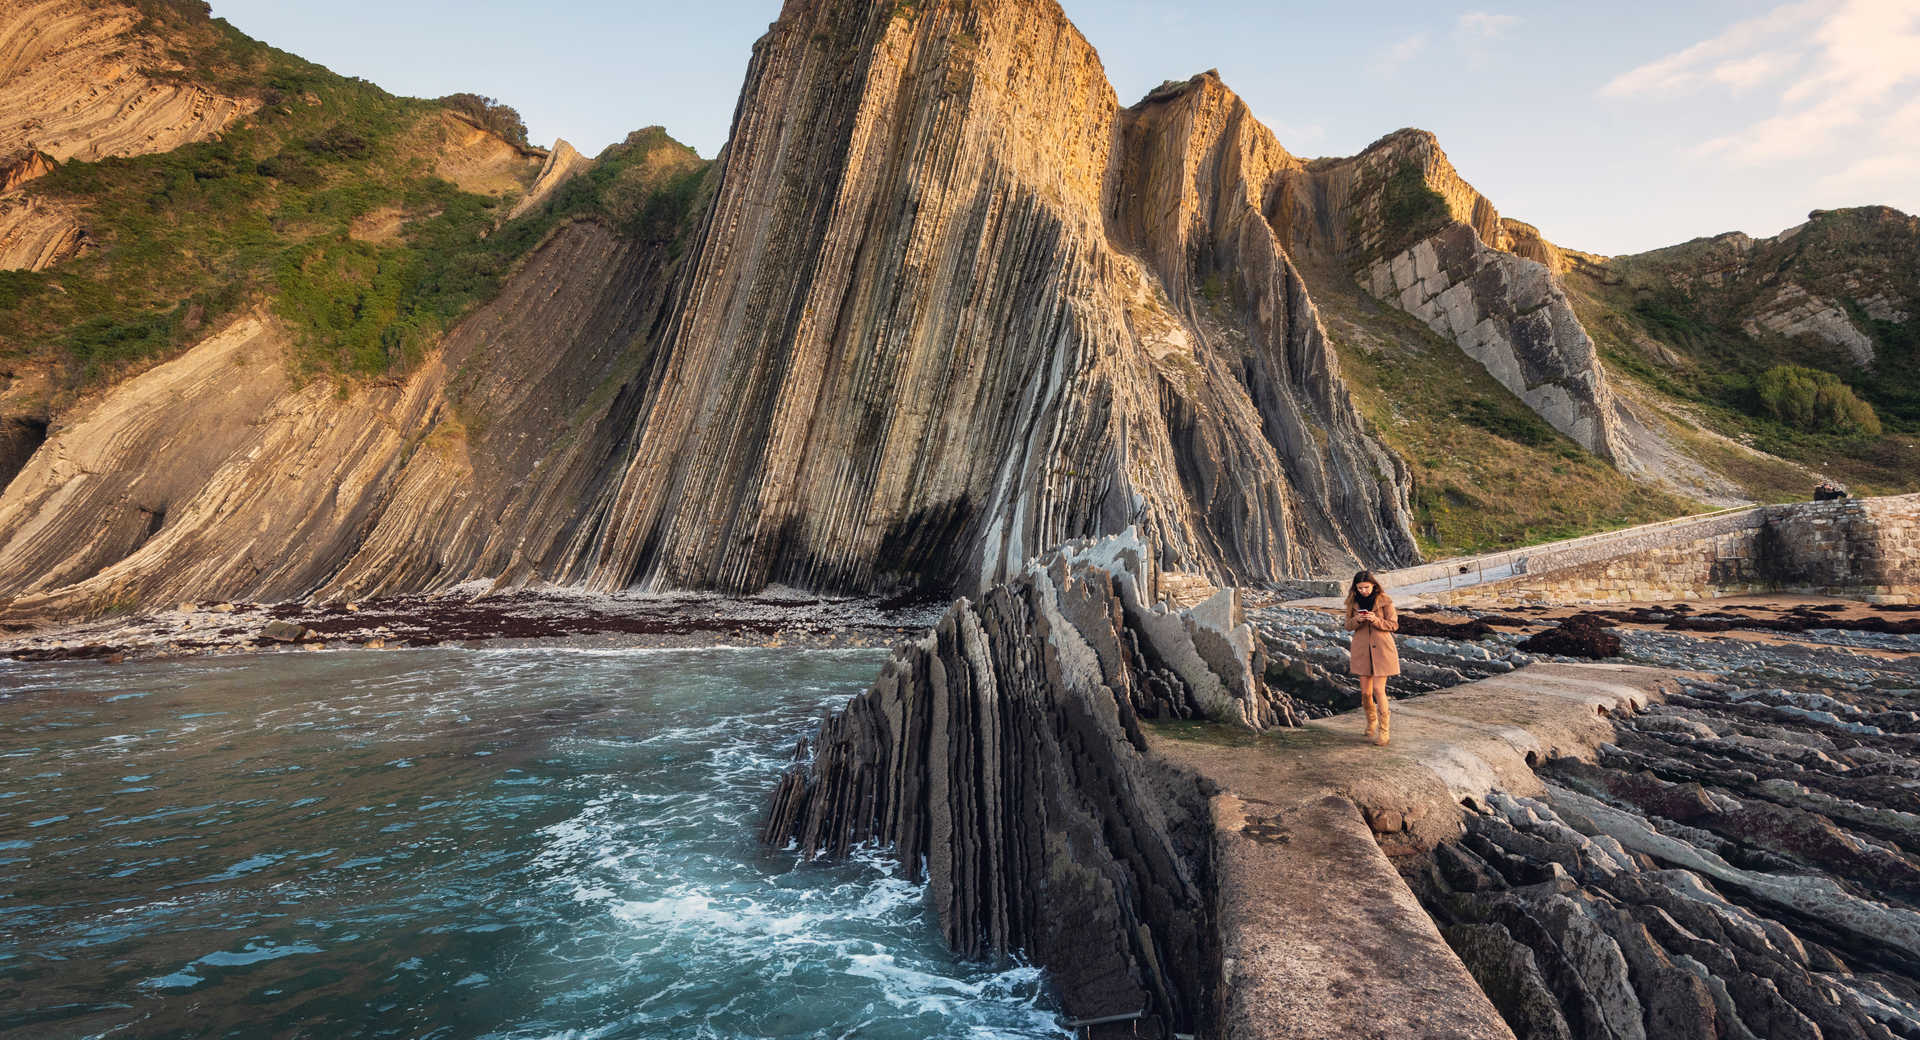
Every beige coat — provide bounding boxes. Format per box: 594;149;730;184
1345;595;1400;676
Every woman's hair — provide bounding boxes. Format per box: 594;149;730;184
1345;570;1385;611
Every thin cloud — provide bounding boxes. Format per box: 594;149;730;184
1603;0;1920;173
1455;11;1518;39
1367;33;1428;76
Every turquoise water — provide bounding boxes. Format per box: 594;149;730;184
0;648;1066;1039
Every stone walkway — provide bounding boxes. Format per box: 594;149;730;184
1146;662;1681;1040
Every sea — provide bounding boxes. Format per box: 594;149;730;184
0;647;1067;1039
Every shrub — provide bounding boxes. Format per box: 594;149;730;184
255;153;322;187
1380;159;1448;239
1753;364;1882;435
436;93;529;148
306;124;374;160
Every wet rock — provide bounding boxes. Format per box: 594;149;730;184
260;619;312;642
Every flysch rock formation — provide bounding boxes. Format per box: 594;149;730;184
1366;222;1625;462
0;0;258;169
582;0;1417;600
0;0;1423;623
762;529;1291;1035
0;189;88;270
1264;129;1632;464
0;217;684;619
1407;669;1920;1040
0;0;259;271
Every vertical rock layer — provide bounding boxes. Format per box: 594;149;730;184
0;0;1423;621
764;530;1290;1033
585;0;1417;598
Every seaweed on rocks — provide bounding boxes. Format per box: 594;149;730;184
762;531;1288;1037
1518;614;1623;659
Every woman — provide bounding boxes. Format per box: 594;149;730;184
1344;570;1399;745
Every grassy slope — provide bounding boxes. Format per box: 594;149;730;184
0;1;707;398
1562;207;1920;500
1303;266;1699;557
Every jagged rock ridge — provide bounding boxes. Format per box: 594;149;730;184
764;530;1291;1033
581;0;1416;598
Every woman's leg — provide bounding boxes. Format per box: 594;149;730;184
1362;679;1379;739
1373;677;1391;745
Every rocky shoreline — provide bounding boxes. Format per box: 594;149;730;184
0;587;945;664
1365;606;1920;1039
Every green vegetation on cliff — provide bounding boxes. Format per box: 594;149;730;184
1306;270;1697;556
0;2;706;389
1564;207;1920;497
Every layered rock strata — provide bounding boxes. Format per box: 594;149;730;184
0;190;88;270
0;217;684;619
0;0;258;167
0;0;1422;621
583;0;1417;598
1366;223;1625;460
764;530;1291;1035
1395;620;1920;1039
1263;128;1633;464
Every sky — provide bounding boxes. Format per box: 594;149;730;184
204;0;1920;257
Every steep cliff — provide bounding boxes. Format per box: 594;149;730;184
1267;129;1632;464
764;531;1285;1033
582;1;1416;599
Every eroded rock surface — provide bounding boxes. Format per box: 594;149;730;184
0;0;1423;622
764;530;1291;1034
0;190;87;270
1403;624;1920;1039
1367;224;1624;460
0;0;258;168
584;6;1417;598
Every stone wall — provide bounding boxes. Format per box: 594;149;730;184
1409;493;1920;606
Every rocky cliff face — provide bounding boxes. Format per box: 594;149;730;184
0;0;258;168
0;217;685;619
0;0;1426;621
764;530;1288;1033
0;0;258;271
1605;206;1919;372
581;2;1416;599
1268;129;1633;464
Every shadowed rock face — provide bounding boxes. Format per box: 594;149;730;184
764;531;1291;1033
583;1;1417;597
0;0;1422;621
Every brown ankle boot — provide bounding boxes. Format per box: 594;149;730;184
1376;706;1391;746
1363;695;1379;742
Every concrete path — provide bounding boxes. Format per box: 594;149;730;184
1147;663;1681;1040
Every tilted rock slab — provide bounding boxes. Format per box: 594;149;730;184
763;530;1294;1034
1272;128;1633;466
0;0;258;168
1;0;1418;621
1368;223;1626;461
582;0;1417;597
